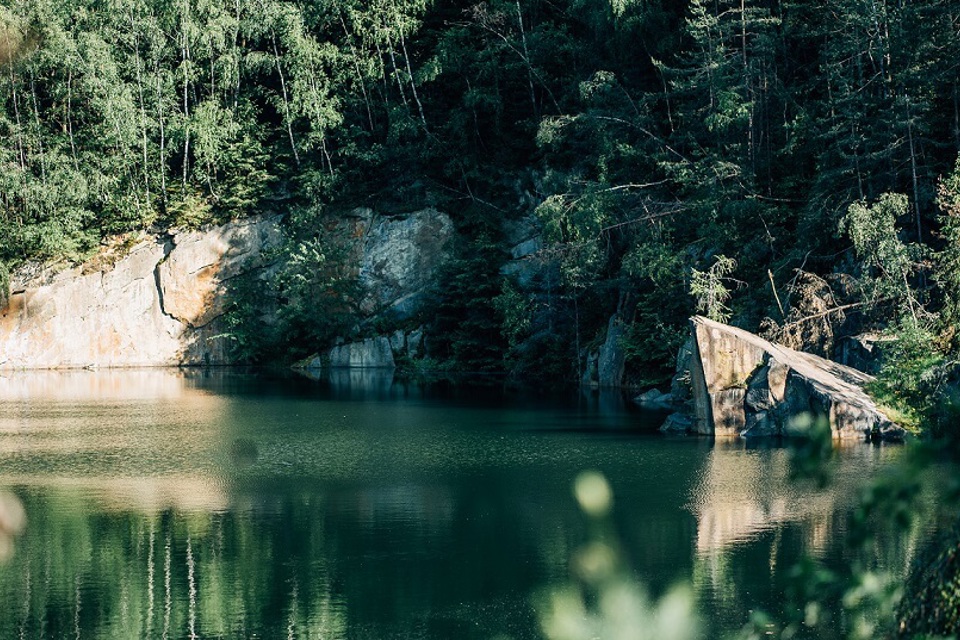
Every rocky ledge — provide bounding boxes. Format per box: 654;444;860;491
0;217;280;369
661;316;904;441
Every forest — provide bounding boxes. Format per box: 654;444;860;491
5;1;960;636
4;0;960;425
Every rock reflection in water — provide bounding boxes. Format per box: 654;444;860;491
298;367;397;400
0;368;193;402
688;438;929;632
690;440;894;557
0;491;24;561
0;475;228;513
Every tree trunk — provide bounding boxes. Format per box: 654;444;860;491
385;33;409;108
131;9;151;209
67;69;79;171
155;63;168;204
271;33;301;167
399;31;427;128
8;55;25;175
906;98;922;242
516;1;537;118
338;14;375;132
181;0;191;189
29;71;46;186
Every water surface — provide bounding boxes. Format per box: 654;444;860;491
0;370;920;639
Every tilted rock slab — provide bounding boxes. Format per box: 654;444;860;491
0;217;279;369
680;316;903;440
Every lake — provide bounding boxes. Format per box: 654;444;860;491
0;369;921;639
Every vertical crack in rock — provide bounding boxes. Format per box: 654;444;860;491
153;236;179;323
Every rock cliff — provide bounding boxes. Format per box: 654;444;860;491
0;217;280;369
663;316;904;441
294;208;453;370
353;207;455;321
326;336;395;368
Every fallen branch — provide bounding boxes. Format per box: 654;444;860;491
598;207;686;235
780;298;893;329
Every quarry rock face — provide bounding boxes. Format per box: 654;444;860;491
157;220;279;328
664;316;904;441
355;208;455;321
597;314;627;388
0;217;280;369
0;207;455;371
327;337;396;369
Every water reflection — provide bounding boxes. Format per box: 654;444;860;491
297;367;398;400
0;476;229;513
0;369;193;401
0;495;348;640
687;439;929;637
0;491;24;561
690;440;903;556
0;370;923;639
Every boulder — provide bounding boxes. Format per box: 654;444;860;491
328;337;395;368
670;337;695;406
661;412;696;434
406;328;424;358
500;215;545;290
386;327;426;360
664;316;903;441
634;389;674;410
389;330;406;354
0;217;280;369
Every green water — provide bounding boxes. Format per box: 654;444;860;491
0;370;919;639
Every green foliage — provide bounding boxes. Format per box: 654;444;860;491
493;278;533;350
216;271;281;364
530;411;960;640
3;0;960;401
841;193;926;316
621;317;686;386
275;236;360;350
866;321;946;431
690;255;738;323
538;471;703;640
164;187;214;230
2;1;960;636
786;414;836;488
934;159;960;337
898;521;960;638
741;412;959;640
427;231;508;372
219;232;360;364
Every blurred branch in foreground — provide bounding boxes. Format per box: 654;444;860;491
536;471;703;640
